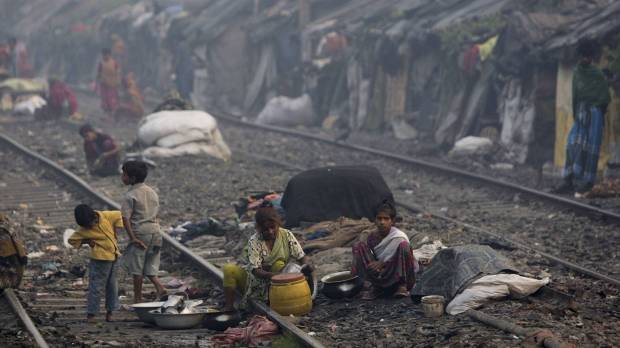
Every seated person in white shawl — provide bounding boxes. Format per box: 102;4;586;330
351;201;418;300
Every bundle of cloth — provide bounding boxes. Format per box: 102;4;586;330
256;94;316;127
412;244;549;315
0;78;47;96
137;110;231;161
13;95;46;116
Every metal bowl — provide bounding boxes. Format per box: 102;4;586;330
203;308;242;331
320;271;363;299
149;309;207;330
130;301;165;324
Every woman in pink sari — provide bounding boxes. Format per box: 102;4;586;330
96;48;120;115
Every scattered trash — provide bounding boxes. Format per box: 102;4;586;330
27;251;45;258
44;245;59;252
72;279;84;288
449;136;493;156
256;94;316;127
13;95;46;116
412;240;446;265
391;118;418;140
490;163;514;171
174;218;226;242
211;315;278;347
63;229;75;248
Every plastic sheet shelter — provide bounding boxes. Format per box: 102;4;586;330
281;165;394;228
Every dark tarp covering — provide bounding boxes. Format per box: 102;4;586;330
412;244;519;301
281;165;394;228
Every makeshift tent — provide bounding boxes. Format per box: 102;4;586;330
281;165;394;228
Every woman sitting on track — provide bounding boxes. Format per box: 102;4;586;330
222;206;313;311
351;201;418;300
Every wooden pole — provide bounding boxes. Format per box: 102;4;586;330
299;0;311;31
467;309;566;348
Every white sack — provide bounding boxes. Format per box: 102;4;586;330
156;129;205;148
449;136;493;156
138;110;218;145
256;94;316;127
13;95;46;115
446;274;549;315
143;142;230;160
138;110;231;161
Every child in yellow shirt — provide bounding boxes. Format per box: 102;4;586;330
68;204;123;323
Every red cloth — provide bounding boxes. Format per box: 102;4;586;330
99;84;119;112
212;315;279;347
462;45;480;74
48;81;78;114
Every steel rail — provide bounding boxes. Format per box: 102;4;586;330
228;146;620;288
0;132;326;348
3;289;49;348
210;110;620;222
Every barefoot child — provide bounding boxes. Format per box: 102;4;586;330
68;204;122;322
120;160;166;303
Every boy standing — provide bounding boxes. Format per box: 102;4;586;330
68;204;122;322
120;161;166;303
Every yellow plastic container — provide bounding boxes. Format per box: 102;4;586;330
269;273;312;316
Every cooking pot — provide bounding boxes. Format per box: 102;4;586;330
203;308;242;331
320;271;363;299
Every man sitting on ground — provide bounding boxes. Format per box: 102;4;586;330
79;124;120;177
351;201;418;300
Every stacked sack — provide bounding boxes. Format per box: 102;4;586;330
137;110;232;161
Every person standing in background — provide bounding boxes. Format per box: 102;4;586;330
556;40;611;197
96;48;120;117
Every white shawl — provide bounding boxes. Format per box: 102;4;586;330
373;227;409;262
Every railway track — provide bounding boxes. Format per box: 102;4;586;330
211;114;620;280
2;127;620;347
1;92;619;346
0;131;323;347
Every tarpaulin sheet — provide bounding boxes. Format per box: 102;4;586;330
281;165;394;228
412;244;518;301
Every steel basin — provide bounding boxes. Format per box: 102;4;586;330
130;301;165;324
149;309;207;330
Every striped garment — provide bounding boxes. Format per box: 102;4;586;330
562;103;605;191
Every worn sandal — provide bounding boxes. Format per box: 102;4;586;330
360;288;380;300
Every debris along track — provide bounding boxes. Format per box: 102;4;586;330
212;113;620;280
2;120;619;347
0;135;323;347
220;133;620;346
1;90;619;342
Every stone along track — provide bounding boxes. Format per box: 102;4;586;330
0;134;322;347
2;120;620;347
210;112;620;283
1;95;619;345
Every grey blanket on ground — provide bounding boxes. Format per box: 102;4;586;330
412;244;518;301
